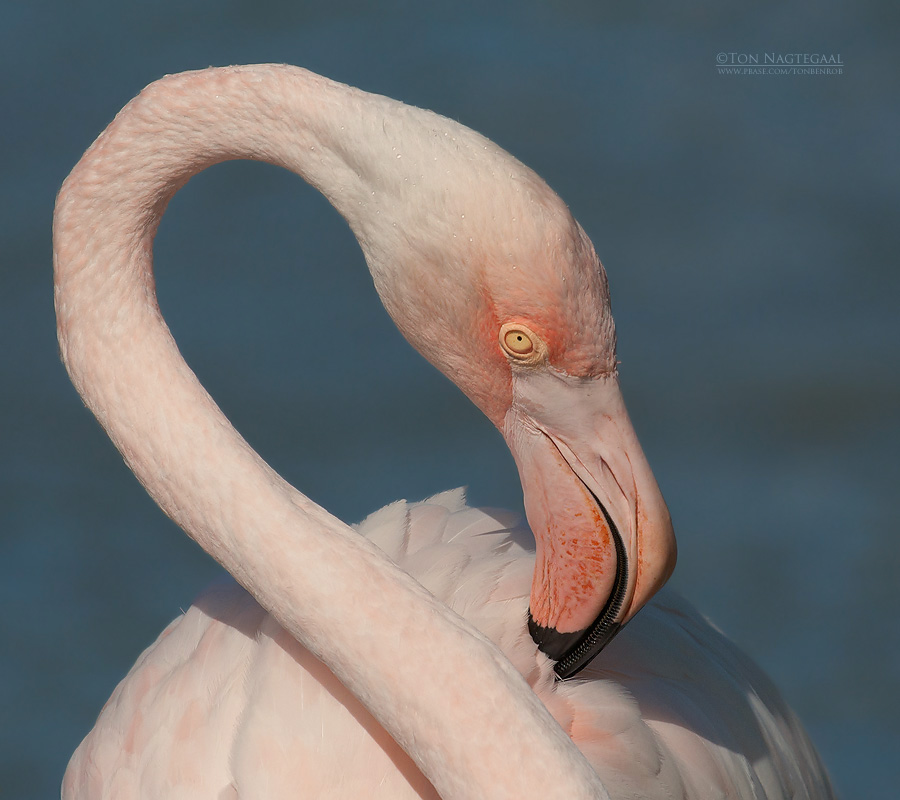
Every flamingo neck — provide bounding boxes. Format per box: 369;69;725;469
53;65;607;799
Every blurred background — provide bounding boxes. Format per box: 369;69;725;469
1;1;897;797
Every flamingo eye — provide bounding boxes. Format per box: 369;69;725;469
499;323;547;365
505;329;533;354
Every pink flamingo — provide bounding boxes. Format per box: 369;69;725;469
55;65;834;798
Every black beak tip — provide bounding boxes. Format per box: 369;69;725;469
527;612;584;661
528;608;622;681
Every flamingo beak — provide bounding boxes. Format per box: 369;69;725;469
502;368;676;678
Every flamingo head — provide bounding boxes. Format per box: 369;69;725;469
323;90;677;678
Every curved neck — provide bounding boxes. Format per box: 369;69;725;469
53;65;606;799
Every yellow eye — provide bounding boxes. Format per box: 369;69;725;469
504;329;533;355
499;322;547;365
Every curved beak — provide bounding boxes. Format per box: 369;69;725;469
502;368;676;678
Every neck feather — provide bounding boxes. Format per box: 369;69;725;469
53;65;605;798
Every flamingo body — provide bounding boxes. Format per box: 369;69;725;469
55;65;836;798
64;491;831;800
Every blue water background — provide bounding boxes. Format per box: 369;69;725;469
1;2;897;797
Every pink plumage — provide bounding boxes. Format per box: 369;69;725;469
64;491;831;798
55;65;834;798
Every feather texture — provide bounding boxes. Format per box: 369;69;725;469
64;490;833;799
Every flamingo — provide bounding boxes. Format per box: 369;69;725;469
55;64;834;799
